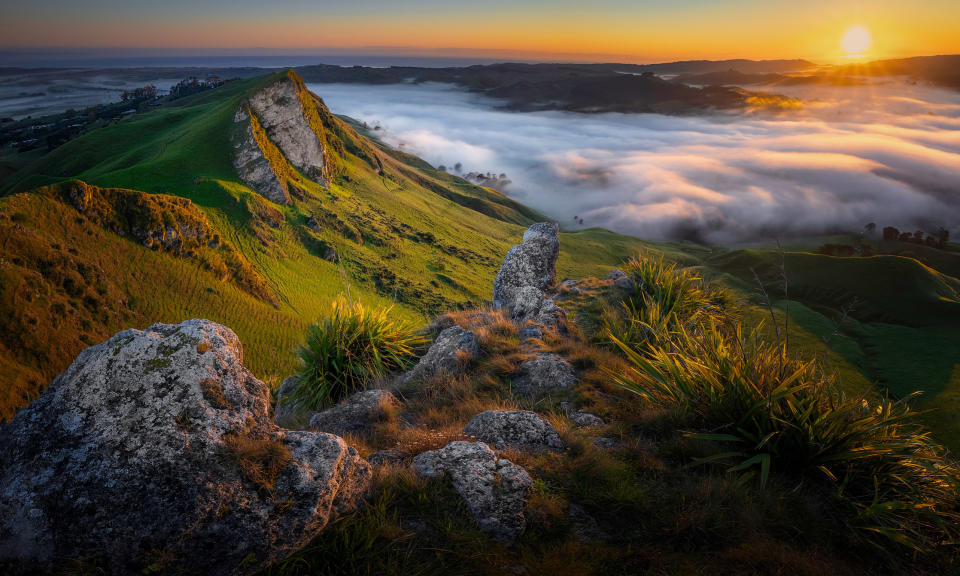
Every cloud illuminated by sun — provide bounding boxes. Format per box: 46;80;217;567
842;26;872;56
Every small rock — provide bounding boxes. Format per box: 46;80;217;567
273;376;312;429
309;389;399;436
463;410;565;453
569;503;608;542
571;410;605;428
403;326;479;384
368;449;405;467
593;437;622;449
613;275;636;291
603;269;626;281
412;441;532;544
513;354;577;394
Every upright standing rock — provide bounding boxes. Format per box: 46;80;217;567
0;319;371;576
492;222;567;333
412;441;532;544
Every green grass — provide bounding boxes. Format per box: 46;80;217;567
0;71;657;420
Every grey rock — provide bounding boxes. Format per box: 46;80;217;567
463;410;565;453
246;76;330;185
309;389;399;436
0;319;371;575
593;437;622;449
613;275;636;291
568;503;608;543
232;107;290;205
412;441;532;544
603;269;626;281
493;223;566;331
513;353;577;395
403;326;479;384
571;411;605;428
274;376;311;429
367;449;405;467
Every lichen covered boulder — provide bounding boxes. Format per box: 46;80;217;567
403;326;479;384
412;441;532;544
513;353;577;395
463;410;565;453
0;319;371;575
492;223;566;331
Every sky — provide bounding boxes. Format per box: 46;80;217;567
1;0;958;64
306;80;960;243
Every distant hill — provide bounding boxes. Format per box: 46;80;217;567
838;54;960;89
295;61;808;113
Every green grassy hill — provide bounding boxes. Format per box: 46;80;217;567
0;70;660;420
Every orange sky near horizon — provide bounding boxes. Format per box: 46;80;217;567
1;1;958;64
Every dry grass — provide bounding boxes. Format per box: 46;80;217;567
222;429;292;491
200;379;230;410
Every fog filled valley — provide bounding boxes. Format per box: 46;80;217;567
310;78;960;243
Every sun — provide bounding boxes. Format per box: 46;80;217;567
842;26;872;56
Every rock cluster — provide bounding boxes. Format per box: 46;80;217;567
492;222;567;334
412;441;532;544
0;320;371;575
463;410;565;453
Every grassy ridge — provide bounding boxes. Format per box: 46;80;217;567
0;71;658;420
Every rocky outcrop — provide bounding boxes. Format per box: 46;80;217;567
0;319;371;575
513;353;577;395
463;410;565;453
309;389;400;436
246;76;330;185
403;326;480;384
56;180;221;255
493;222;566;333
412;441;532;544
233;107;290;205
232;71;344;204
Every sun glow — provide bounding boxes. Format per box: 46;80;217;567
842;26;873;57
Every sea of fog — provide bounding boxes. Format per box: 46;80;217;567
308;81;960;244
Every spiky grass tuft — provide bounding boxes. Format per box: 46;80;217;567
288;297;424;410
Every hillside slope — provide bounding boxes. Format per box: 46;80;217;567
0;70;660;419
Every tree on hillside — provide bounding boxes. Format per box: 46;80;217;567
882;226;899;241
938;227;950;248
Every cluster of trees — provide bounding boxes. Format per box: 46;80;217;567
168;75;231;100
882;226;950;249
120;85;158;102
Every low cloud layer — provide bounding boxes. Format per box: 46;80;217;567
308;80;960;243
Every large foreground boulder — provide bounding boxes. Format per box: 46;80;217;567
463;410;565;453
492;223;567;332
0;319;371;576
412;441;532;544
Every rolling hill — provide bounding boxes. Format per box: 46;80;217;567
0;69;661;419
